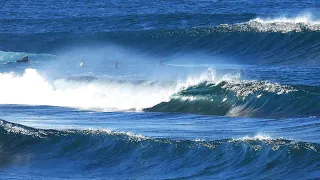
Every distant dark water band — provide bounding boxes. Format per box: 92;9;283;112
0;120;319;179
145;81;320;118
0;13;257;33
1;25;320;65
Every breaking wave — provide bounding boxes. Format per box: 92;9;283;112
0;68;178;111
219;14;320;33
0;119;319;179
1;14;320;65
0;68;319;118
146;80;320;118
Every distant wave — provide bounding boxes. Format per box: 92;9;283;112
0;119;319;179
219;14;320;33
1;25;320;65
1;13;320;66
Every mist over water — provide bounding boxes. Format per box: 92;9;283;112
1;0;320;179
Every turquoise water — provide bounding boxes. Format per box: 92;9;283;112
1;0;320;179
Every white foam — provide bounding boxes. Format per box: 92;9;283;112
67;128;149;141
182;67;217;86
0;69;178;111
251;13;320;25
221;80;296;98
218;13;320;33
240;134;272;141
230;134;273;142
0;120;47;138
0;68;242;111
181;67;240;87
248;14;320;32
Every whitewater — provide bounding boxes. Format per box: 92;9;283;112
1;0;320;179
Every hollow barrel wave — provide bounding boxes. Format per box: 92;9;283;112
146;81;320;118
1;68;319;118
1;0;320;179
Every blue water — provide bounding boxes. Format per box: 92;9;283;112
1;0;320;179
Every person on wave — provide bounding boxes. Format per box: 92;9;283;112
6;55;31;64
16;55;30;63
158;60;164;67
80;60;85;67
114;61;119;69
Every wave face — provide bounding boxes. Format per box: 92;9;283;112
2;29;320;66
0;120;319;179
1;13;320;65
146;81;320;118
0;51;55;64
1;68;320;118
1;1;320;179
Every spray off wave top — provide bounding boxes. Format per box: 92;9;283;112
0;68;319;118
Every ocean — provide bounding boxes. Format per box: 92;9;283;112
0;0;320;179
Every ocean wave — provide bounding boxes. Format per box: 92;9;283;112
146;80;320;118
219;14;320;33
0;67;226;111
0;50;55;64
0;68;179;111
0;120;319;179
1;15;320;65
1;68;319;118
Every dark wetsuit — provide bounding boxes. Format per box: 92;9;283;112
16;56;30;63
159;60;164;66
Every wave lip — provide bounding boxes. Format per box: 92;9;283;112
218;14;320;33
252;14;320;25
1;68;320;118
244;21;319;33
145;80;320;118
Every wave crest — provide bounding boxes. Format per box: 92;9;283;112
146;80;320;118
0;119;319;179
218;14;320;33
1;68;320;118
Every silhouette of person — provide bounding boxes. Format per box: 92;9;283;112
158;60;164;66
114;61;119;68
16;55;30;63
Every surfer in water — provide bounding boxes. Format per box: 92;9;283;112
114;61;119;69
6;55;30;64
16;55;30;63
80;60;85;67
158;59;166;67
159;60;163;66
240;69;244;76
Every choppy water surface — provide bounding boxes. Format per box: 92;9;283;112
1;0;320;179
